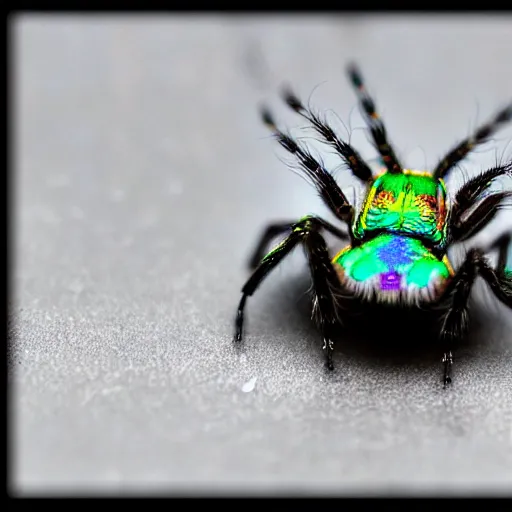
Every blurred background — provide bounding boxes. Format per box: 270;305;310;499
10;14;512;495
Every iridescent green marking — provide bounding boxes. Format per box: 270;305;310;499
506;240;512;274
353;170;448;247
334;234;451;291
261;216;311;262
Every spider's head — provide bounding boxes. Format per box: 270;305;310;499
353;169;449;247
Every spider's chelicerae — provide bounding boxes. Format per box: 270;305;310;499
234;63;512;386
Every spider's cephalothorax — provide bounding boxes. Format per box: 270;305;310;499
335;169;454;305
234;63;512;386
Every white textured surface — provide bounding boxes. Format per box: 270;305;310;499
10;15;512;495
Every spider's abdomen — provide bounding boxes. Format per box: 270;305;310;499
353;170;449;247
332;234;454;304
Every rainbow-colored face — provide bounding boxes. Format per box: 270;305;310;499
333;234;453;302
353;170;449;248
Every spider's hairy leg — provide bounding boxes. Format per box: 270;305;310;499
481;230;512;294
489;232;512;272
247;217;349;271
433;104;512;181
234;215;351;370
279;87;374;184
450;163;512;242
346;62;402;174
450;192;512;243
260;107;354;226
437;241;512;386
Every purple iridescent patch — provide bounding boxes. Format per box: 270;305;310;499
380;271;402;291
376;237;414;267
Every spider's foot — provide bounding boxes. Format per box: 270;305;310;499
233;309;244;343
233;326;243;343
323;338;335;371
442;351;453;387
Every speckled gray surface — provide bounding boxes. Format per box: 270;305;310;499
10;16;512;495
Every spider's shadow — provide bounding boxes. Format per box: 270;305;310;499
264;267;491;369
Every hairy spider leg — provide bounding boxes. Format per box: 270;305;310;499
438;233;512;385
280;87;374;184
247;217;349;271
493;232;512;271
346;63;403;174
450;163;512;242
234;216;351;370
260;107;355;225
433;104;512;181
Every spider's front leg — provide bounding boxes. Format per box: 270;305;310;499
234;215;350;370
246;218;349;271
438;233;512;386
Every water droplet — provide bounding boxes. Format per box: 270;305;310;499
242;376;257;393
